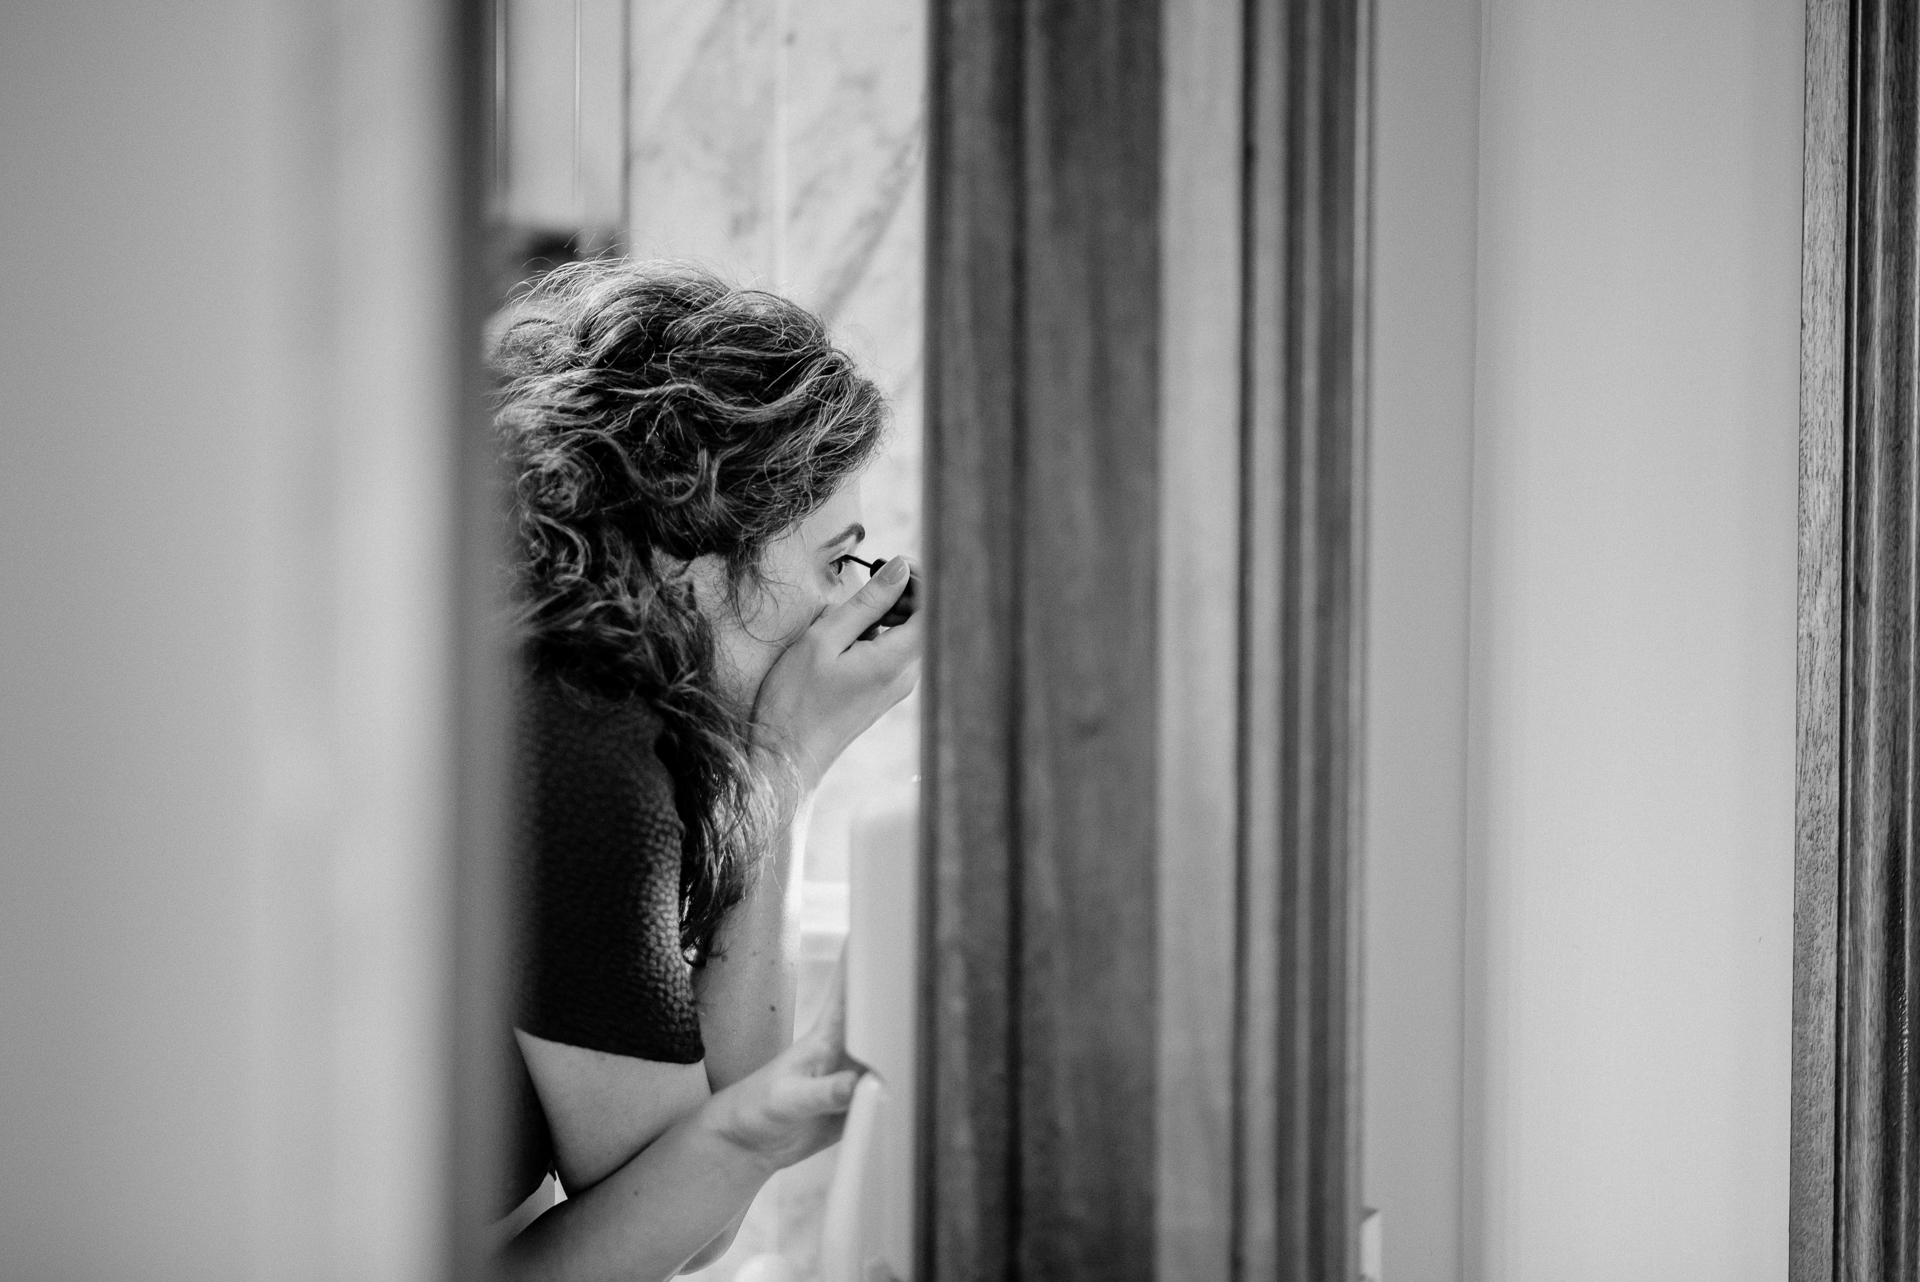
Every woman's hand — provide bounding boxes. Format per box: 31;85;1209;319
750;555;922;793
701;949;864;1176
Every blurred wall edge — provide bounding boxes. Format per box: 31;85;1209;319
0;3;465;1279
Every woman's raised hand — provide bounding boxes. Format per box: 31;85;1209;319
700;949;863;1176
751;556;922;793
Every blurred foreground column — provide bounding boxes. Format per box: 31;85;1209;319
0;2;494;1279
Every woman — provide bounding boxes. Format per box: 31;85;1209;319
490;261;920;1278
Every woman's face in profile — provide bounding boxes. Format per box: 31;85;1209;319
692;477;871;710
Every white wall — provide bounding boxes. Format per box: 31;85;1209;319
0;3;460;1277
1465;2;1803;1278
1364;0;1481;1277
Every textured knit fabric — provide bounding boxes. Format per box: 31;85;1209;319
503;673;706;1212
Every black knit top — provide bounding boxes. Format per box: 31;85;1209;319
504;673;706;1211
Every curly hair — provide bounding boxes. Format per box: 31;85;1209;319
492;260;888;960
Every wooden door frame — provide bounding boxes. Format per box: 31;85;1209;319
919;0;1374;1276
1791;0;1920;1276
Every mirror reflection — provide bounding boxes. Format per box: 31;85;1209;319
486;3;925;1278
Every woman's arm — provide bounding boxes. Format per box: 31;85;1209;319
690;790;810;1092
678;793;809;1268
501;959;860;1281
690;559;921;1090
514;1034;709;1192
510;1034;748;1277
499;1088;771;1281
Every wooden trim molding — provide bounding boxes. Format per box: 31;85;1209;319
1791;0;1920;1277
922;0;1372;1277
921;0;1163;1276
1238;0;1372;1275
1157;0;1249;1275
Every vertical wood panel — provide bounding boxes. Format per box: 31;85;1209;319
1238;0;1290;1267
926;3;1371;1277
1017;2;1163;1279
1791;0;1846;1277
922;0;1023;1276
1158;0;1247;1275
925;0;1161;1276
1838;3;1920;1273
1242;0;1371;1278
1793;0;1920;1278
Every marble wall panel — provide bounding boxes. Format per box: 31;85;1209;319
627;0;784;277
627;0;927;893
